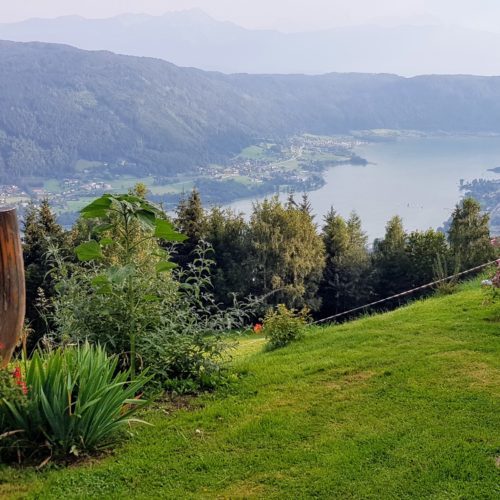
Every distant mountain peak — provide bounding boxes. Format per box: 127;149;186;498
1;13;500;75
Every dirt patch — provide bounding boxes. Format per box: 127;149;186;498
343;370;377;384
465;363;500;389
151;395;201;416
217;480;268;499
324;370;377;391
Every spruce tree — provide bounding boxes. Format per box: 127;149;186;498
23;199;67;346
204;207;250;305
319;209;371;317
174;189;206;268
372;215;411;299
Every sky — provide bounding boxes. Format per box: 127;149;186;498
0;0;499;33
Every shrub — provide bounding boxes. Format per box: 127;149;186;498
0;343;149;462
263;304;309;350
50;243;251;393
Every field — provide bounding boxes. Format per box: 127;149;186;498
1;280;499;498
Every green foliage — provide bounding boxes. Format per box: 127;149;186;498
263;304;309;350
0;344;149;461
249;196;325;311
0;367;27;438
406;229;449;286
448;197;495;270
372;216;411;299
73;193;185;377
23;200;69;348
204;207;251;305
50;192;251;392
173;189;206;269
51;244;250;393
320;208;371;316
433;253;461;296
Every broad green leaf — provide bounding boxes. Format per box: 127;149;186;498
75;240;103;262
154;220;187;242
91;275;112;295
136;209;156;230
80;196;113;219
108;264;135;284
94;223;114;234
99;238;114;247
156;261;177;273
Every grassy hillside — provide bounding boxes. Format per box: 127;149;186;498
1;280;499;498
3;40;500;182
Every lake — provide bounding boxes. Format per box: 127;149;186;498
227;136;500;241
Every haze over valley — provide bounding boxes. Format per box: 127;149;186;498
2;10;500;76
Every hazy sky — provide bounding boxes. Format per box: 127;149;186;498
1;0;499;33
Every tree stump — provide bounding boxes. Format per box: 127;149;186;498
0;207;25;368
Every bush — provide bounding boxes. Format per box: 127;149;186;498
50;243;251;393
45;193;253;393
0;343;149;462
263;304;309;350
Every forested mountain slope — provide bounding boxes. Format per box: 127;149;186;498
2;40;500;181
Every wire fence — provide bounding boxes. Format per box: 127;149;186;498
313;258;500;326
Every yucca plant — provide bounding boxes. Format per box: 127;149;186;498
0;343;150;460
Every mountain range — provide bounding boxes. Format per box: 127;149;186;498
1;10;500;76
2;40;500;182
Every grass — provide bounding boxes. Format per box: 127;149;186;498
1;281;499;498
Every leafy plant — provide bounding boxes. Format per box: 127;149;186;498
263;304;309;350
73;193;186;377
0;343;149;462
433;253;460;296
50;241;252;393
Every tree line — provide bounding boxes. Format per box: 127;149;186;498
23;189;496;348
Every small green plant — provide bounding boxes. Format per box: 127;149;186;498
433;253;460;296
0;366;28;442
263;304;309;350
0;343;149;462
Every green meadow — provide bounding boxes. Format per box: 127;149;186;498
1;281;499;499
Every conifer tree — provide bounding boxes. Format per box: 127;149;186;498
204;207;250;305
174;189;206;268
372;215;411;299
23;199;68;345
319;209;371;316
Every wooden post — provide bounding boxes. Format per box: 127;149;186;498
0;207;25;368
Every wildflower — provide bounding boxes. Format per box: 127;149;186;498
253;323;263;333
20;381;28;395
12;366;28;395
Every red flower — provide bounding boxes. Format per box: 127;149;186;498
12;367;28;395
20;381;28;395
253;323;263;333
